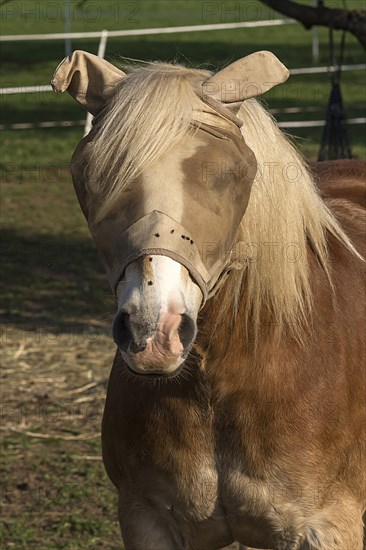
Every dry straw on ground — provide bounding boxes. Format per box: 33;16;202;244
1;325;114;445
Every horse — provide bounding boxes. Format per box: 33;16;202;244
52;50;366;550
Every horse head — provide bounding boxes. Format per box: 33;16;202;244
52;50;289;377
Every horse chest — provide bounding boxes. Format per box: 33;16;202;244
104;383;325;549
138;442;295;549
155;405;268;511
143;403;303;547
158;447;308;550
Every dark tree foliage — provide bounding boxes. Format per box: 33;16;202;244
261;0;366;49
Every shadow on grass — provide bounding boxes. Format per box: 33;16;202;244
1;228;115;334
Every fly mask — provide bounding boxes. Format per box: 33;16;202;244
52;51;289;305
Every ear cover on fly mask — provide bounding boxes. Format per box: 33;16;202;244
51;50;126;115
51;50;290;303
202;50;290;109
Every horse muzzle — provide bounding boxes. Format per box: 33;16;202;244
113;309;197;377
112;255;200;377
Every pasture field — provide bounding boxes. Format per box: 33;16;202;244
1;1;365;548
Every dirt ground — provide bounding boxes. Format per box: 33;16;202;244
0;322;123;549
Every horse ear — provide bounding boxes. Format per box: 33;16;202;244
51;50;126;115
202;51;289;109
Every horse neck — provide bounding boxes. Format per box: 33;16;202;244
196;281;274;369
194;269;312;400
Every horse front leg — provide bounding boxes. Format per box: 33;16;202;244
299;500;364;550
119;497;250;550
118;496;188;550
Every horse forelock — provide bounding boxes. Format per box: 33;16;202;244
81;62;213;218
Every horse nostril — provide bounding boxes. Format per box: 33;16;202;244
112;311;147;354
112;312;132;351
178;313;197;351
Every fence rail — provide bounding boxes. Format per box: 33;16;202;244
0;18;295;42
2;116;365;132
1;64;365;97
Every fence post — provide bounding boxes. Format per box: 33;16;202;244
312;27;319;64
64;0;72;56
84;30;109;137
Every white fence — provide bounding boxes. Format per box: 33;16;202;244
2;64;366;96
0;18;296;42
1;19;365;132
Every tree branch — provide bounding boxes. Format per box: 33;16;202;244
261;0;366;50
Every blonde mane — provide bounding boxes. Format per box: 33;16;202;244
219;98;359;338
86;61;359;338
87;62;211;219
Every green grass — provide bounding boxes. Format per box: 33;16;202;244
1;0;363;35
1;435;122;549
1;2;365;548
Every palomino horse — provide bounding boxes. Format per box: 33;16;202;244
52;51;365;549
